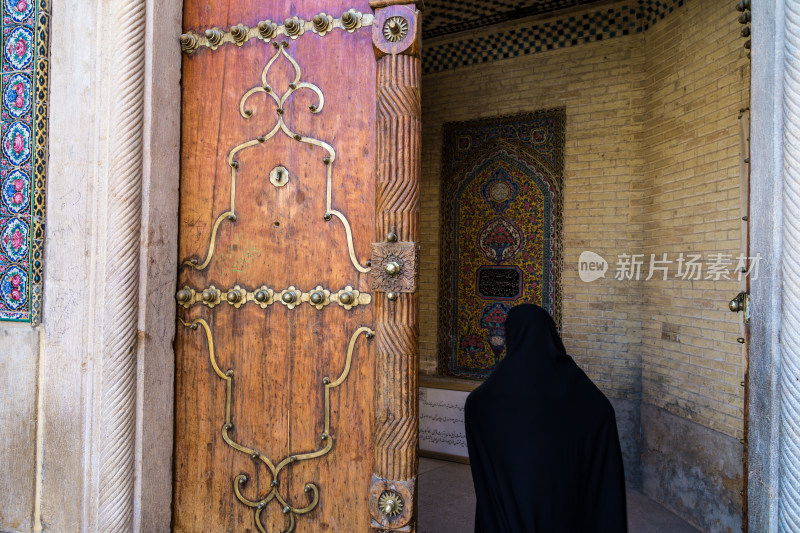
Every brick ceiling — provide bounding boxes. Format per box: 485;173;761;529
422;0;602;39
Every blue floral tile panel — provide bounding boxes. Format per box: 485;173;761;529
0;0;49;324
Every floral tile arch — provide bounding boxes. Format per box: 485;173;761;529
0;0;49;324
438;110;564;380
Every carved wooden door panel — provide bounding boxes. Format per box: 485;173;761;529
174;1;421;532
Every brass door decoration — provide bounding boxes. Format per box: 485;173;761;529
176;1;421;531
180;41;369;274
370;233;419;298
180;10;373;53
179;317;374;532
176;284;371;310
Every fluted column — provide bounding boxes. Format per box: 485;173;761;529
97;0;147;530
781;2;800;530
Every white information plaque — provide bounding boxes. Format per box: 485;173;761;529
418;386;471;462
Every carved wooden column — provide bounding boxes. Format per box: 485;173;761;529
368;2;422;531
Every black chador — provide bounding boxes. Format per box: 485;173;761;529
464;304;628;533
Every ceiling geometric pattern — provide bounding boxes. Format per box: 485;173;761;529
422;0;603;39
422;0;685;74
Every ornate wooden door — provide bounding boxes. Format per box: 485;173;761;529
173;1;421;531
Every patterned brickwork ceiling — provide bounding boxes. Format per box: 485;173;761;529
422;0;686;74
422;0;602;39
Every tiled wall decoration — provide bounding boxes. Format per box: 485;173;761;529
0;0;49;324
438;111;565;379
423;0;685;74
640;0;686;29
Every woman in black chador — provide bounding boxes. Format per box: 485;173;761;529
464;304;628;533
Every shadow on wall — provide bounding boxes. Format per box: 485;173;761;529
610;397;643;488
641;404;743;533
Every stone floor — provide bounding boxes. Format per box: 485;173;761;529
417;457;701;533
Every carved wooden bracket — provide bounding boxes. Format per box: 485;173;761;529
369;474;416;530
370;241;418;293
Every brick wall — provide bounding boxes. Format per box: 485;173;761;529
420;1;749;527
420;3;648;402
641;0;749;440
420;0;748;438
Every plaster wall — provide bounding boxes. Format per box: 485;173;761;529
746;0;784;528
0;327;38;532
0;0;101;528
641;405;743;533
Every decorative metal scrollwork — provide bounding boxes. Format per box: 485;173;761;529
180;9;373;53
179;32;199;53
176;284;370;310
258;20;277;40
181;41;371;274
205;27;224;47
179;319;374;533
283;16;305;38
176;287;195;306
341;9;363;32
230;23;249;45
226;285;246;308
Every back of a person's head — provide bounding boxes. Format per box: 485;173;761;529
503;304;565;357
